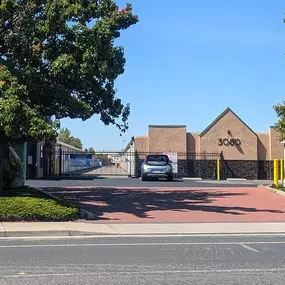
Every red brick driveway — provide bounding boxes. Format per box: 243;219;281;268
44;186;285;223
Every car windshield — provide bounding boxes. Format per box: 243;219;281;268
146;155;169;166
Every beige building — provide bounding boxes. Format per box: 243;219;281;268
133;107;283;161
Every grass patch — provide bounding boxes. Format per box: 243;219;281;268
277;187;285;192
0;187;79;222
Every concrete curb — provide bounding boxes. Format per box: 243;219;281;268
0;229;115;238
258;185;285;197
0;222;118;237
2;222;285;238
183;177;202;180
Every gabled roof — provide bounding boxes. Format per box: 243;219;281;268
199;107;257;137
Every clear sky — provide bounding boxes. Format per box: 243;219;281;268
60;0;285;151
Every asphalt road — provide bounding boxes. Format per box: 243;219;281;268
1;235;285;284
26;178;272;188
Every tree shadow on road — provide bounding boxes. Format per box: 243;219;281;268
43;187;285;221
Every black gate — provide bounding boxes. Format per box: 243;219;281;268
43;144;136;178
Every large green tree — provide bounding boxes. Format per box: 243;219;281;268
58;127;83;149
0;0;138;189
274;102;285;141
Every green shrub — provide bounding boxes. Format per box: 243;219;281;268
0;197;79;221
3;158;23;189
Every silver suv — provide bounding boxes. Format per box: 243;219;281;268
141;154;173;181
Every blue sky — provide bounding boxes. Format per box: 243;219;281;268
61;0;285;150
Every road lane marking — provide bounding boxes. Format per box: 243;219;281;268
0;241;283;248
3;268;285;278
240;243;260;253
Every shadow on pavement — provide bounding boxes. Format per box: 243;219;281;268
43;187;285;221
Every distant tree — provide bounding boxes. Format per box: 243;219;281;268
88;147;95;154
274;101;285;141
69;137;83;150
58;128;71;144
58;128;83;149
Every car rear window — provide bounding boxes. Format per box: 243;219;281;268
145;155;169;166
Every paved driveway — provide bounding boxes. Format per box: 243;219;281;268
41;185;285;223
82;166;128;176
27;178;272;189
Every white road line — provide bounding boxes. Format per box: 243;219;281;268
240;243;260;253
0;241;284;248
3;268;285;278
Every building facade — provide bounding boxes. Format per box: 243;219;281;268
133;107;283;160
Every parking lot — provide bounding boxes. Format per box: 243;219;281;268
25;178;285;224
27;178;272;189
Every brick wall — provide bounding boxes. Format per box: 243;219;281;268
148;126;187;153
134;136;148;153
187;132;200;152
221;160;273;180
269;127;283;159
257;133;269;160
178;159;217;179
133;109;282;162
200;110;258;160
178;159;273;180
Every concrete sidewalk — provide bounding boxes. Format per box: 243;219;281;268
1;222;285;237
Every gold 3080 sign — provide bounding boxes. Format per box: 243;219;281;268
218;138;241;146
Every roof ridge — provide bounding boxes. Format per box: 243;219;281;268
199;107;256;137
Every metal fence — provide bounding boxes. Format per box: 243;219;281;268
134;152;221;178
43;146;136;177
43;146;222;178
42;146;274;180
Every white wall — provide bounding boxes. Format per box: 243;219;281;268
120;143;135;177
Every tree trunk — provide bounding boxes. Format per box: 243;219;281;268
0;131;8;191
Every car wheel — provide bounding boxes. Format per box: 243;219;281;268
141;175;147;181
167;175;173;182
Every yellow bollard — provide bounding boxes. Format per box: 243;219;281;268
217;159;221;181
274;159;279;187
280;159;284;183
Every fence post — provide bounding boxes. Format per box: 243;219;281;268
59;145;62;177
274;159;279;187
23;142;27;180
217;159;221;181
49;145;52;176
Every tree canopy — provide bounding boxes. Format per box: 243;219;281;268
88;146;95;153
274;102;285;141
58;127;83;149
0;0;138;189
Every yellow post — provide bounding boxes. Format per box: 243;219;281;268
280;159;284;183
217;159;221;181
274;159;279;187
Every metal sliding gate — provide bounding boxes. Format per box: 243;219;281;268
43;145;136;178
